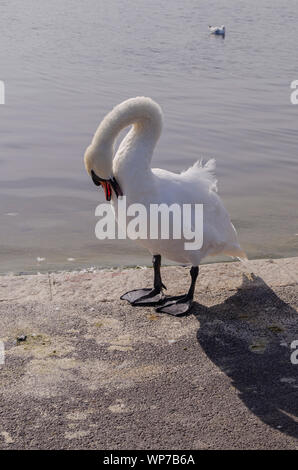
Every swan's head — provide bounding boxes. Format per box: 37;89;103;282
84;143;122;201
221;25;226;31
84;143;112;181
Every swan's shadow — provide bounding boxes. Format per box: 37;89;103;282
192;273;298;439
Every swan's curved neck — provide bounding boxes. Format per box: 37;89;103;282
93;97;163;175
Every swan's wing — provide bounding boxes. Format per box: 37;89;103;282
180;158;218;192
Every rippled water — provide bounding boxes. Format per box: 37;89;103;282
0;0;297;273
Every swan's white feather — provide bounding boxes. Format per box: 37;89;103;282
181;158;218;192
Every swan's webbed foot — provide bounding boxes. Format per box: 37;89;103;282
155;294;193;316
155;266;199;317
120;287;165;306
120;254;166;307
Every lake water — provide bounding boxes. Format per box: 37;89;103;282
0;0;297;274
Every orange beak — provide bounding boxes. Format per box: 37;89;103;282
91;170;122;201
100;180;112;201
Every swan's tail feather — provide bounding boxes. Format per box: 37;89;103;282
192;157;216;170
195;158;217;191
182;158;218;192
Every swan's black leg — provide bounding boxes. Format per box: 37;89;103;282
120;255;166;306
156;266;199;316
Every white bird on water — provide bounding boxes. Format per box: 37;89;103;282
209;25;226;36
84;97;246;315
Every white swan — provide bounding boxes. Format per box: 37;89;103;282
209;25;226;36
84;97;246;315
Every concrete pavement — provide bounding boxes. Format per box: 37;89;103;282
0;257;297;449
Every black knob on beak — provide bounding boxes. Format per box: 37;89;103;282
91;170;105;186
91;170;123;199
